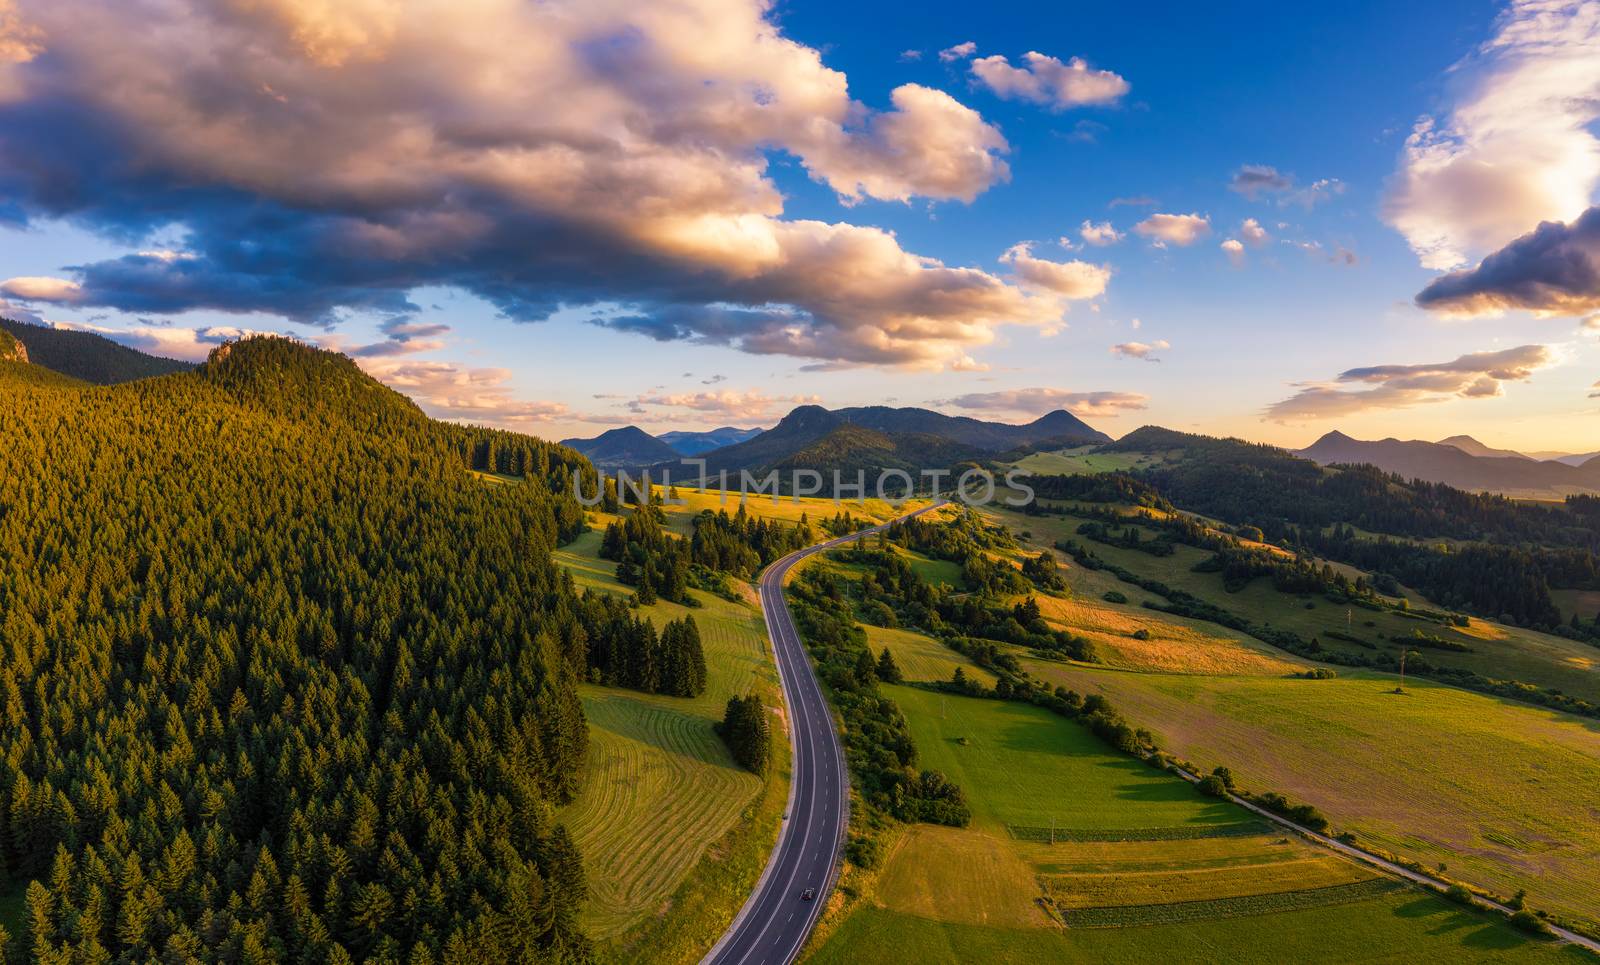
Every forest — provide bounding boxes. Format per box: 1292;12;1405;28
0;338;600;962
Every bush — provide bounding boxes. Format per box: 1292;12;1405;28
1444;883;1475;906
1508;909;1552;936
1102;589;1128;604
1131;628;1151;641
1197;775;1229;797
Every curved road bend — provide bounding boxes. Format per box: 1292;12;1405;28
704;500;946;965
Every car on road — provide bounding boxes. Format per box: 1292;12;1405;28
800;888;815;902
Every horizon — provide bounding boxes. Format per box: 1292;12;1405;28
0;0;1597;452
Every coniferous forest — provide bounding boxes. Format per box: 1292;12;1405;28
0;337;601;962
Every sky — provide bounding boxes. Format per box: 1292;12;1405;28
0;0;1598;451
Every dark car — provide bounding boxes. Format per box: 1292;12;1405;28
800;888;815;902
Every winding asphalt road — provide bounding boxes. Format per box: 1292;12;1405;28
703;501;945;965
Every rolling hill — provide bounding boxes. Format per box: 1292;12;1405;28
1297;430;1600;496
0;316;192;383
561;424;683;470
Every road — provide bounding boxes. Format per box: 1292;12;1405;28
703;500;945;965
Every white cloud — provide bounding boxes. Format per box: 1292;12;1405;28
999;243;1111;299
941;386;1149;419
1220;238;1246;265
1239;218;1269;245
1383;0;1600;269
1078;220;1123;246
1111;339;1169;361
970;51;1129;109
1266;344;1555;421
1133;212;1211;246
939;41;976;62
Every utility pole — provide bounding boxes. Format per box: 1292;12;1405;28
1397;649;1416;693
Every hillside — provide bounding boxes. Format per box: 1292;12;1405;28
657;426;763;456
766;425;984;483
0;316;192;383
660;404;1105;486
561;424;682;470
0;337;598;961
1298;430;1600;497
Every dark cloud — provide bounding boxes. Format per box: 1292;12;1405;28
1229;165;1293;199
1414;206;1600;318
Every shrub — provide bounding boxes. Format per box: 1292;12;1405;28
1444;884;1475;906
1509;909;1552;936
1131;628;1151;641
1102;589;1128;604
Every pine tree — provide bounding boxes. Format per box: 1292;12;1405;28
875;647;903;684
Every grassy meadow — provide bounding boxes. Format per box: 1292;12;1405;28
553;523;784;960
808;662;1572;962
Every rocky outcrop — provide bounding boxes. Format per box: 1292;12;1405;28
0;329;28;364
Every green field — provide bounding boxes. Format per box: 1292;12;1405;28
1017;660;1600;936
554;524;786;959
1006;446;1170;476
809;674;1571;962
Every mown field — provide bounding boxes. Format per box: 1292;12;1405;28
989;505;1600;703
554;524;782;959
808;671;1571;962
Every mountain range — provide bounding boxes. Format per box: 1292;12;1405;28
1298;430;1600;497
650;404;1109;486
561;404;1108;482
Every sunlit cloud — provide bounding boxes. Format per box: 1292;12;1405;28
1077;220;1123;246
0;0;1057;370
1383;0;1600;269
970;51;1129;109
1111;339;1169;361
1133;212;1211;247
999;243;1111;299
1265;344;1556;421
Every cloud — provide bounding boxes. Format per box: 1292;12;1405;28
1220;238;1246;265
1383;0;1600;269
999;243;1111;299
941;386;1149;419
1265;344;1555;421
1229;165;1344;207
1111;339;1169;361
1414;206;1600;318
1108;196;1156;208
629;388;820;421
1591;378;1600;399
970;51;1129;109
1239;218;1269;245
1229;164;1293;199
0;275;84;303
899;49;922;62
26;318;263;361
939;41;976;62
1133;212;1211;247
1077;220;1123;246
0;0;1042;370
1291;178;1346;209
359;357;570;426
319;315;451;358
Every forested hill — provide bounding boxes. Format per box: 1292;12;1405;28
0;316;192;384
0;336;598;961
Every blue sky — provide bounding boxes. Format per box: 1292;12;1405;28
0;0;1596;450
